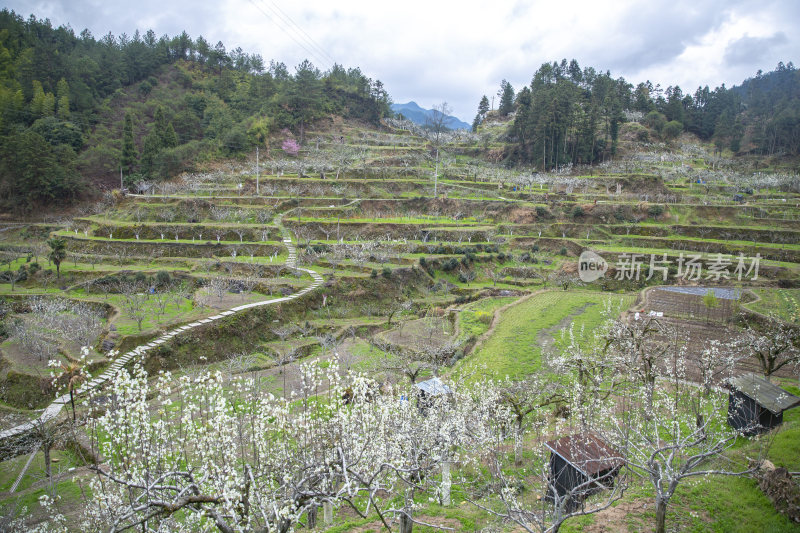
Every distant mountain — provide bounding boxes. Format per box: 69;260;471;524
391;102;471;130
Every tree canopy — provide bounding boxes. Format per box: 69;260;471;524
0;9;392;211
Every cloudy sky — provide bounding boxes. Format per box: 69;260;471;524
3;0;798;121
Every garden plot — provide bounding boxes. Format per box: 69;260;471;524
461;291;635;380
375;316;457;354
643;286;743;322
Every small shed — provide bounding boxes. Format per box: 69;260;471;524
545;432;624;509
413;377;452;411
727;374;800;435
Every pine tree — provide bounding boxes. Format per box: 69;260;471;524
57;95;69;119
498;80;515;116
31;80;45;116
121;112;137;176
154;106;170;145
140;132;160;177
163;123;178;148
56;78;70;119
478;95;489;117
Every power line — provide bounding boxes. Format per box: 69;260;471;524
262;0;336;67
247;0;332;71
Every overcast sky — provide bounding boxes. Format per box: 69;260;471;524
3;0;798;121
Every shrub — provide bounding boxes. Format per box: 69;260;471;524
572;205;585;218
381;267;392;279
535;206;549;218
648;204;665;218
531;244;540;252
644;111;666;133
370;269;377;278
442;258;459;272
419;256;427;268
663;120;683;140
559;247;568;256
156;271;171;287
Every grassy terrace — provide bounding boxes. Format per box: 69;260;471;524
1;120;799;531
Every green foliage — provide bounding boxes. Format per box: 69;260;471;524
30;117;83;150
121;112;137;176
478;95;489;116
462;291;634;380
498;79;515;116
663;120;683;140
155;270;171;286
509;60;631;167
647;204;665;218
47;237;67;278
645;111;667;132
0;8;392;204
703;289;719;312
0;129;81;211
222;123;250;155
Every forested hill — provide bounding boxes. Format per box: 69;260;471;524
0;10;391;213
472;60;799;168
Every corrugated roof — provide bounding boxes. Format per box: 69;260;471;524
545;432;624;477
729;374;800;415
413;377;452;396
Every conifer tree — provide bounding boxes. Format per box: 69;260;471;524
121;112;137;176
478;94;489;116
30;80;45;116
56;78;70;119
42;92;55;117
498;80;515;116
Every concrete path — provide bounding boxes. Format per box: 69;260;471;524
0;215;322;441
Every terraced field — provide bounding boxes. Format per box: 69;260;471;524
1;121;799;531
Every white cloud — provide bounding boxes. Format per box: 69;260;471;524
3;0;798;121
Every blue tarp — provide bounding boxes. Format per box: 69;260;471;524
660;286;741;300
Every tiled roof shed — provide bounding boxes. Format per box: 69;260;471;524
545;432;624;478
728;374;800;435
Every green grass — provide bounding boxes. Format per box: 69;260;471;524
745;288;800;323
101;292;200;336
0;449;79;493
457;295;518;339
458;290;634;380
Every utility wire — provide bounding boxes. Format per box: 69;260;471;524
247;0;332;71
261;0;336;67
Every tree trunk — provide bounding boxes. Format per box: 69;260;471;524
514;428;523;466
323;501;333;525
655;499;667;533
43;441;52;483
307;505;317;529
70;389;76;421
400;512;413;533
441;461;451;506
